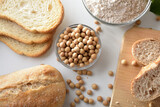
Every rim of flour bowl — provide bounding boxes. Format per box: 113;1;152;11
82;0;152;26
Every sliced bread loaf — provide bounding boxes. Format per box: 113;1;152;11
0;0;63;33
0;18;53;44
132;38;160;66
0;36;52;57
131;57;160;101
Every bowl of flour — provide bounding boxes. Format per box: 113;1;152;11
83;0;151;25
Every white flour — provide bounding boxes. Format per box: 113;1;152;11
85;0;148;23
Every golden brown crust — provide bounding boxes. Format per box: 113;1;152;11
0;18;55;44
0;0;64;34
0;36;53;57
0;65;66;107
0;31;53;44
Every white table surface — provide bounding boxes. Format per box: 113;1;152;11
0;0;160;107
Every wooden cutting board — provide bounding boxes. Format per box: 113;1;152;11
110;27;160;107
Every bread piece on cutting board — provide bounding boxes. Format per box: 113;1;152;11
132;38;160;66
0;18;53;44
0;65;66;107
110;27;160;107
0;0;64;33
0;36;52;57
131;57;160;101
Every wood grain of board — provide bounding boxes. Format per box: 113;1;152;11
110;27;160;107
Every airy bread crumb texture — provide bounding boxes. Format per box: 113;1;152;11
0;0;63;33
0;36;52;57
0;18;52;44
132;61;160;101
132;38;160;65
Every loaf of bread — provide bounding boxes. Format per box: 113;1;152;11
131;57;160;101
0;18;53;44
0;65;66;107
132;38;160;65
0;0;64;33
0;36;52;57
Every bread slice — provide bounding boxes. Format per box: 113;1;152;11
132;38;160;66
131;57;160;101
0;65;66;107
0;36;52;57
0;18;53;44
0;0;64;33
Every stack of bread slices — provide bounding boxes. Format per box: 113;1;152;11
0;0;64;57
131;38;160;101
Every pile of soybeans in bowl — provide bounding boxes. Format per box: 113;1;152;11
56;24;101;70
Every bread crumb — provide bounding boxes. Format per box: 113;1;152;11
115;101;119;104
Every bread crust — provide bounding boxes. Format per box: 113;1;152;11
131;57;160;101
0;18;56;44
0;30;53;44
0;0;64;34
0;65;66;107
0;35;53;57
132;38;160;66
